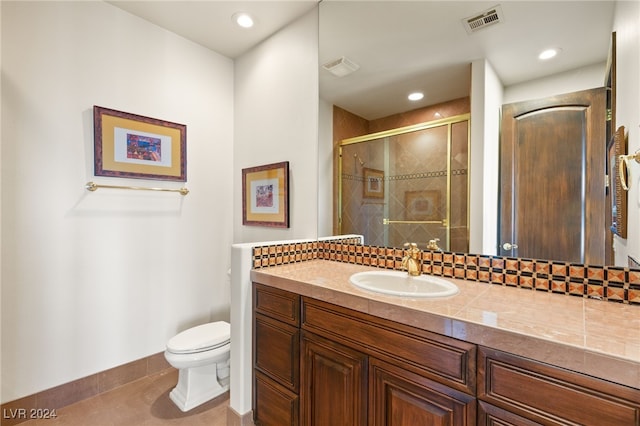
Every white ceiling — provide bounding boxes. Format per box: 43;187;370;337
108;0;616;120
107;1;319;58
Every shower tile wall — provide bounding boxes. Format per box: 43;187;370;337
342;140;386;245
368;96;471;133
332;107;369;235
388;125;450;248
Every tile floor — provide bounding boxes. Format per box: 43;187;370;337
20;369;232;426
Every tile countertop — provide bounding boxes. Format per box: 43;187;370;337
251;259;640;390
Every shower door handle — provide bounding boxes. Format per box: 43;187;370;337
383;218;447;226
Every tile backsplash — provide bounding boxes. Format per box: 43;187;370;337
252;237;640;305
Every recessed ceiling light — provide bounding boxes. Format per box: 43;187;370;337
539;48;560;60
408;92;424;101
233;12;254;29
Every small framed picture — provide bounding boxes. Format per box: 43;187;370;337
405;190;441;221
363;167;384;198
242;161;290;228
93;106;186;181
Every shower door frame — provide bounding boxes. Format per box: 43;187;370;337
338;113;470;250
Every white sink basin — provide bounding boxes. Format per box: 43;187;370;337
349;270;459;298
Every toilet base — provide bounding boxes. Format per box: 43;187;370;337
169;362;230;412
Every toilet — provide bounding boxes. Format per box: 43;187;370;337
164;321;231;412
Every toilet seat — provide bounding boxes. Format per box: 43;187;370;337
167;321;230;354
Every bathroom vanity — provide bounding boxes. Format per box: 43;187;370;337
251;260;640;426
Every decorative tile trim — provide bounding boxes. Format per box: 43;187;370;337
251;238;639;305
252;241;319;269
342;168;467;183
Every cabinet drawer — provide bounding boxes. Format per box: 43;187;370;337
254;313;299;391
478;401;542;426
254;371;299;426
478;346;640;425
254;283;300;326
301;297;476;395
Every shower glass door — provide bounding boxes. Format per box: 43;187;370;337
339;114;469;252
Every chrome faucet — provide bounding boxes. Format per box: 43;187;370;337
401;242;421;276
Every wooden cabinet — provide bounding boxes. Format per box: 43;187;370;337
299;297;476;426
301;297;477;395
253;282;476;426
253;284;300;426
300;329;476;426
253;281;640;426
478;346;640;425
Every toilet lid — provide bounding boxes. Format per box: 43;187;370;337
167;321;230;354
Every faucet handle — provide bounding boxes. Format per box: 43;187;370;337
404;242;418;249
427;238;440;250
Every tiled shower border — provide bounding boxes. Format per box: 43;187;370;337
252;237;640;305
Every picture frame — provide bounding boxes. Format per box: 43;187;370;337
242;161;290;228
405;190;441;221
363;167;384;198
93;106;186;181
607;125;627;238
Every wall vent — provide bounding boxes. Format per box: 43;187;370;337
463;5;504;34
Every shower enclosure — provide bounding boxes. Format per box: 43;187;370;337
339;114;470;251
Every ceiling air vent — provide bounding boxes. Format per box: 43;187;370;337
322;57;360;77
463;5;504;34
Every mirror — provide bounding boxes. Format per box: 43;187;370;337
338;111;471;252
318;1;625;267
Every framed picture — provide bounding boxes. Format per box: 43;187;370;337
405;190;441;221
242;161;290;228
93;106;186;181
363;167;384;198
607;125;627;238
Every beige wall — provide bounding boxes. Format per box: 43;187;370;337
233;10;319;244
1;1;234;402
1;1;320;405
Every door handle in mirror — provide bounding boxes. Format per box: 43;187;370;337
502;242;518;251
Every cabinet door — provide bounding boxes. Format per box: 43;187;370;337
255;313;299;391
301;331;367;426
255;371;299;426
370;358;476;426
